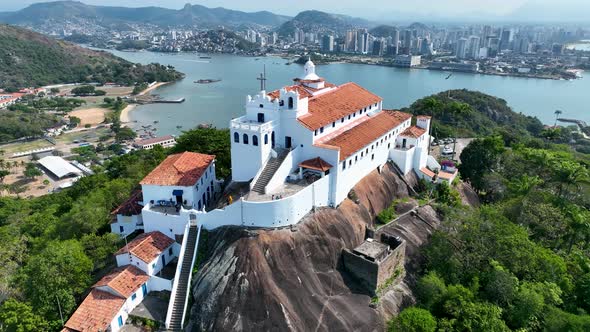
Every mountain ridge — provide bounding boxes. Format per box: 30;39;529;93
0;1;292;29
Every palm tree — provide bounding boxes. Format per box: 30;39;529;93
554;110;563;126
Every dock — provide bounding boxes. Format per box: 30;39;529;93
152;98;185;104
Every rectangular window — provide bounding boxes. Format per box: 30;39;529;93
152;263;156;268
341;118;344;123
132;293;137;301
320;127;324;134
372;154;375;160
119;226;124;233
118;316;123;327
342;162;346;171
314;130;318;136
332;122;335;128
355;156;358;163
169;247;173;255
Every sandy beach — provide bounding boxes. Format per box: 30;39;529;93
138;81;170;96
69;107;108;126
119;104;137;123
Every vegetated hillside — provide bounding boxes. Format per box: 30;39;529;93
277;10;371;37
402;89;545;139
0;24;183;89
0;1;290;29
187;164;443;331
370;25;399;38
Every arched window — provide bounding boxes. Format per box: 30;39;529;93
233;132;239;143
271;131;275;148
288;97;294;109
252;135;258;146
264;134;268;145
243;134;249;145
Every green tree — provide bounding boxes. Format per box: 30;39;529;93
388;307;436;332
0;298;49;332
459;136;505;192
23;163;42;179
21;240;93;320
0;169;9;182
115;127;137;142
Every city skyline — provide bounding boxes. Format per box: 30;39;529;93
3;0;590;23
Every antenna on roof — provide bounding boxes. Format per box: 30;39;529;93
257;64;267;91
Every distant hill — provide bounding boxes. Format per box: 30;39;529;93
403;89;544;138
369;25;399;38
0;1;291;29
277;10;372;37
0;24;183;90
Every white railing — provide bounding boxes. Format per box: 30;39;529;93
165;221;190;329
230;117;274;133
180;222;202;330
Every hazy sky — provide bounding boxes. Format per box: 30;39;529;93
4;0;590;22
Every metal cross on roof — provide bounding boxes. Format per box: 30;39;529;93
256;64;267;91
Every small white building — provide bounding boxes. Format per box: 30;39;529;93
62;266;150;332
110;190;144;237
115;231;178;277
140;152;219;236
134;135;177;150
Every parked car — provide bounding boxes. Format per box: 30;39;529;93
442;145;454;155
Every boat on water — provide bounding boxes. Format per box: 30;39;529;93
195;79;222;84
153;120;159;124
199;55;212;59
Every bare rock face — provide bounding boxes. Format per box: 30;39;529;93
188;164;440;331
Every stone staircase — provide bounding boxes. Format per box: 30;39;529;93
167;224;198;331
252;150;289;194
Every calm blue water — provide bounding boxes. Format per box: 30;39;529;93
109;50;590;136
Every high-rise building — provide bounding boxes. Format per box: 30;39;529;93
392;29;400;55
456;37;468;59
468;36;481;59
345;29;357;52
372;39;385;56
403;29;413;54
500;29;514;50
321;35;334;52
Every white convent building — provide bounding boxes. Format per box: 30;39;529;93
69;60;457;331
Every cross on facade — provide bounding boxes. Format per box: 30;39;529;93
256;65;267;91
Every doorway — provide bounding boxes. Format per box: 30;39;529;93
257;113;265;123
285;136;292;149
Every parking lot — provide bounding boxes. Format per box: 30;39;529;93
430;138;474;162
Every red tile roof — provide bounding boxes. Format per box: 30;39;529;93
110;190;143;219
267;82;337;101
400;126;426;138
140;152;215;186
319;110;412;161
298;82;382;130
63;289;126;332
115;231;174;264
93;265;149;298
299;157;333;172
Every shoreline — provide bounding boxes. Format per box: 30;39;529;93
120;81;170;123
138;81;170;96
119;104;137;123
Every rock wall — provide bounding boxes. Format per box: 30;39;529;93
187;164;440;331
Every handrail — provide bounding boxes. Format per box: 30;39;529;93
180;223;202;329
249;151;274;191
164;221;190;329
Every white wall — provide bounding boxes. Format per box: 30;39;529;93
198;175;331;229
148;275;173;292
110;214;143;237
390;148;415;174
108;282;148;332
265;147;301;194
142;205;188;237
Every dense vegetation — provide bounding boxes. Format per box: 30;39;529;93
0;96;86;143
0;24;183;90
402;89;545;139
391;92;590;331
0;127;231;331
